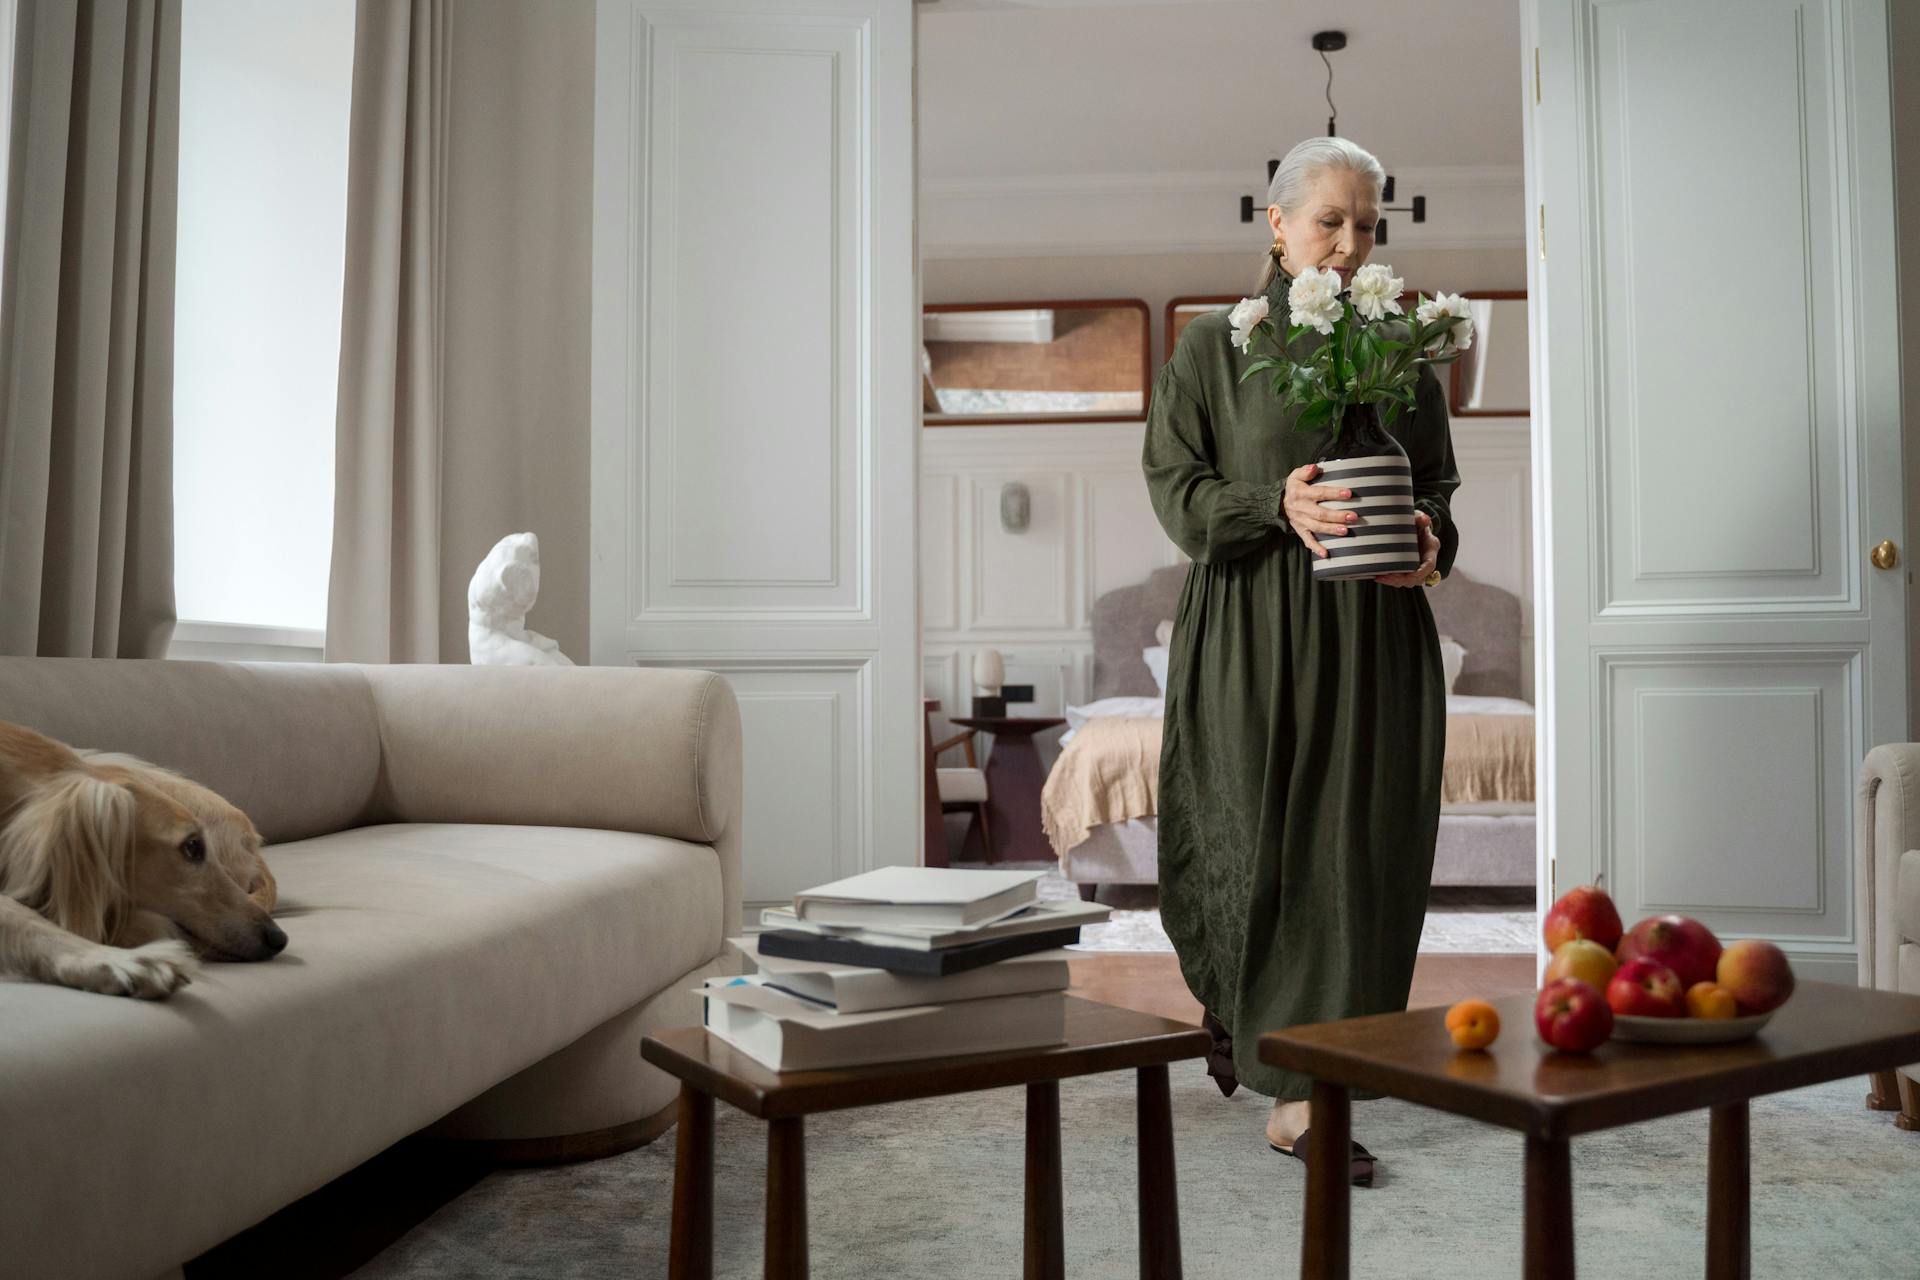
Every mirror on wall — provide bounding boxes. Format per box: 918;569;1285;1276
1446;290;1529;417
1166;290;1530;419
1165;296;1237;363
922;298;1150;425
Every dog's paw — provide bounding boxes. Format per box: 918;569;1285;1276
56;939;197;999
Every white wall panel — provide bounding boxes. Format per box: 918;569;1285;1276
1600;650;1856;947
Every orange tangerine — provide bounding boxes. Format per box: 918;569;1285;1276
1446;998;1501;1049
1686;981;1737;1020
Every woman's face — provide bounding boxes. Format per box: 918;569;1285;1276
1268;167;1380;286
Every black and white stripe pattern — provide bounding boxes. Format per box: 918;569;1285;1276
1309;452;1422;580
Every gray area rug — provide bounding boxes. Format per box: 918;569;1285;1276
349;1067;1918;1278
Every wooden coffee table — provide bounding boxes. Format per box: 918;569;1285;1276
643;996;1209;1280
1258;980;1920;1279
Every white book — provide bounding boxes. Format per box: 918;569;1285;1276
698;976;1068;1072
792;866;1044;930
731;934;1072;1013
759;896;1110;951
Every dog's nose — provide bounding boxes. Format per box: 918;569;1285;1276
261;924;288;956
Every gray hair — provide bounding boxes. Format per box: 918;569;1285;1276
1256;137;1388;291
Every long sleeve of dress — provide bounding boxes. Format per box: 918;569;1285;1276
1407;362;1464;578
1142;361;1289;565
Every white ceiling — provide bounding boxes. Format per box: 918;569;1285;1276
918;0;1527;181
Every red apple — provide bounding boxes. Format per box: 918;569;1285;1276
1716;939;1796;1015
1534;977;1615;1052
1543;884;1624;953
1607;957;1687;1017
1615;914;1722;988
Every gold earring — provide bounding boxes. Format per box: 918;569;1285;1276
1270;238;1286;260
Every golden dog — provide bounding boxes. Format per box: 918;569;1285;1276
0;721;284;999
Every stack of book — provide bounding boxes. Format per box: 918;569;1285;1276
699;867;1110;1072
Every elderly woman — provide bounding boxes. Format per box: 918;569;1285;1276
1142;136;1460;1187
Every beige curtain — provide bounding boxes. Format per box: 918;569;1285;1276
0;0;181;658
325;0;449;663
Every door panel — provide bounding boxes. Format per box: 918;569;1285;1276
1533;0;1907;984
592;0;919;923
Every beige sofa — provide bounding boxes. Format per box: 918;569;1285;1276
0;658;741;1280
1858;742;1920;1125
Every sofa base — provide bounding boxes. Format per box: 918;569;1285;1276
427;951;735;1146
439;1095;680;1166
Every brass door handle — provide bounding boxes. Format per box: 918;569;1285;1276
1872;540;1899;570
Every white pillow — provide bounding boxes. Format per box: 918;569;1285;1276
1154;618;1174;647
1438;634;1468;694
1060;695;1165;743
1142;645;1170;695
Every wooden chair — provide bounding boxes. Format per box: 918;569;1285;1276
924;699;994;866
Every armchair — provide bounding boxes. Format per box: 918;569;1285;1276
1857;743;1920;1127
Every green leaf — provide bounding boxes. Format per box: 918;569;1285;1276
1295;400;1336;433
1381;400;1402;430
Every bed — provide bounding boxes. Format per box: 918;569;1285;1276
1043;565;1536;892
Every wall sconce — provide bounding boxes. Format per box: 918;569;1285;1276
1000;481;1030;533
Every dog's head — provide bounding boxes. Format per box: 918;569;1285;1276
0;725;286;962
84;760;286;962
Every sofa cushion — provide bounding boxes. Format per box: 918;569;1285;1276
0;823;722;1280
1900;850;1920;947
0;657;380;843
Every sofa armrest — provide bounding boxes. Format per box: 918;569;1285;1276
1857;744;1920;990
356;665;743;930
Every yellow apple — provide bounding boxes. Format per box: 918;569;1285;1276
1545;938;1618;992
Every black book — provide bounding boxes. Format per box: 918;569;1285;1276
755;925;1081;977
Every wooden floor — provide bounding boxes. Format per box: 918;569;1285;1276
1067;951;1537;1026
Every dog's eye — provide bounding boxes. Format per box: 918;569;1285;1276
180;834;207;863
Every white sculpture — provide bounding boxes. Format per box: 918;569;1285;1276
468;532;574;666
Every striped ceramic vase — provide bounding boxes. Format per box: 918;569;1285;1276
1310;403;1422;581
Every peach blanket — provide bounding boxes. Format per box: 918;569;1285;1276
1041;709;1536;856
1041;716;1162;856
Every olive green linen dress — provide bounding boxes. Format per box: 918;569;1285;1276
1142;268;1462;1101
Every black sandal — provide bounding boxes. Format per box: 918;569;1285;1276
1269;1128;1376;1188
1201;1008;1238;1097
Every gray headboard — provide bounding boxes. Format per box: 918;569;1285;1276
1089;565;1525;701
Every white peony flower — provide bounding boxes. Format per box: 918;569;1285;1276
1227;296;1270;353
1414;290;1475;351
1347;263;1404;322
1287;266;1345;335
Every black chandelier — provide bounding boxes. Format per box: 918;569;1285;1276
1237;31;1426;246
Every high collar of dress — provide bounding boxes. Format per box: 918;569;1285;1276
1263;262;1296;312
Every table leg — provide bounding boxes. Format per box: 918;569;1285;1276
765;1116;808;1280
1025;1080;1065;1280
1301;1080;1350;1280
1523;1132;1575;1279
982;734;1055;863
669;1085;714;1280
1706;1101;1751;1280
1136;1064;1182;1280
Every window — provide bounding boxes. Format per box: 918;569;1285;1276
172;0;355;636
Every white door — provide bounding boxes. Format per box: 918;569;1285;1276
591;0;921;923
1531;0;1909;984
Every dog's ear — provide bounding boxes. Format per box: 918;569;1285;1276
0;773;136;943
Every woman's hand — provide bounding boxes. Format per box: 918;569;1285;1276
1374;511;1441;588
1283;463;1358;559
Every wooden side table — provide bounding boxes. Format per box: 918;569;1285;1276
642;996;1208;1280
1258;980;1920;1279
949;715;1066;863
